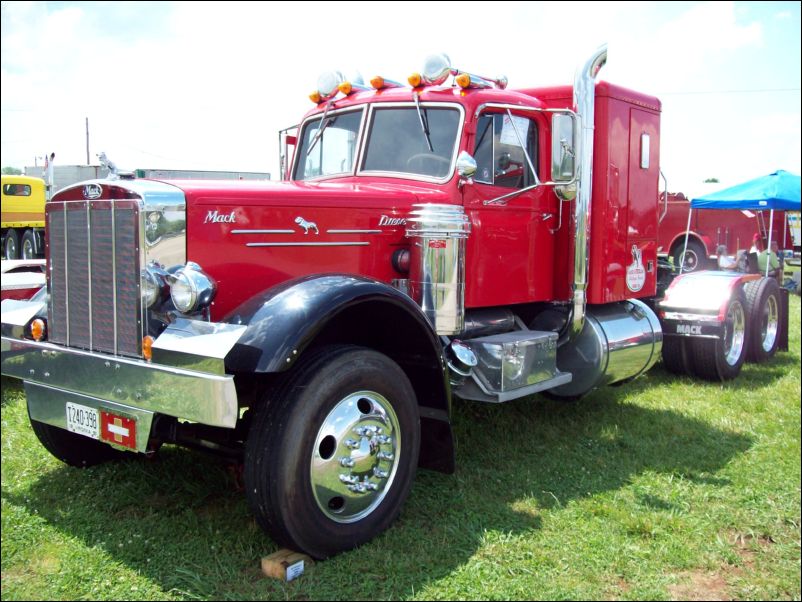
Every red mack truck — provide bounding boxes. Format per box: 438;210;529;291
657;191;796;271
0;47;789;559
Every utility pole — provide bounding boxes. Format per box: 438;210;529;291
86;117;90;165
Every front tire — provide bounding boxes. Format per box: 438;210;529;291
689;288;748;381
4;229;19;260
29;416;127;467
244;345;420;559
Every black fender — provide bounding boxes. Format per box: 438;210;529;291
224;273;455;473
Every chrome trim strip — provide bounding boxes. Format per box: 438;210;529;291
86;201;93;351
112;200;118;355
326;229;382;234
245;242;370;247
2;336;239;428
231;229;294;235
63;203;70;345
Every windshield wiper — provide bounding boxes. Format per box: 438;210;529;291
413;93;434;152
306;101;336;156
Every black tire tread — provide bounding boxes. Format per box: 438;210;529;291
743;277;781;363
30;417;126;467
244;344;420;558
662;336;690;375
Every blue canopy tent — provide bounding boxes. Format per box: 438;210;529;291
682;170;802;276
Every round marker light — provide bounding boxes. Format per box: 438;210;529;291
31;318;46;342
456;73;471;89
371;75;386;89
309;91;323;104
408;72;422;87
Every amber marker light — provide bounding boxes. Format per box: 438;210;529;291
456;73;471;89
142;336;154;362
31;318;46;342
371;75;385;89
338;81;353;95
408;72;422;87
309;91;323;104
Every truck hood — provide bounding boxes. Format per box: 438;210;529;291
160;178;454;208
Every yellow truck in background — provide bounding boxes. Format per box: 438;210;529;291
1;175;47;260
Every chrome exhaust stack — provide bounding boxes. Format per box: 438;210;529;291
569;44;607;340
406;204;471;335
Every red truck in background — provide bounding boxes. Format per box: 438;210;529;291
658;191;796;271
1;47;790;559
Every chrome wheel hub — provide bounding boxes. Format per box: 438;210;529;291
761;295;779;352
311;391;400;523
723;299;746;366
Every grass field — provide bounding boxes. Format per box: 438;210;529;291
2;296;800;600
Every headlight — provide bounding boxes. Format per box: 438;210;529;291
141;268;162;308
169;262;216;313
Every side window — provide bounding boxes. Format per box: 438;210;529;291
3;184;32;196
474;114;537;189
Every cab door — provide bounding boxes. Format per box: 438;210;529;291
462;111;558;307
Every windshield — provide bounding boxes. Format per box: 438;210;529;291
361;106;461;179
294;109;363;180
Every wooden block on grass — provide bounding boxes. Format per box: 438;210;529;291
261;548;313;582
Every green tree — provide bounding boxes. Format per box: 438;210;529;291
703;177;720;183
2;166;23;175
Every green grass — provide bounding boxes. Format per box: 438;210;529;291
2;296;800;600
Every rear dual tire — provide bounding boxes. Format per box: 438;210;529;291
689;289;748;381
743;277;781;363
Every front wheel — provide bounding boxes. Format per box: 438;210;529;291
244;345;420;559
4;229;19;260
30;416;127;467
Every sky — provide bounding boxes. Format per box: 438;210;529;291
1;1;800;197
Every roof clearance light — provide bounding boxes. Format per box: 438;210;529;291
371;76;404;90
456;71;493;90
309;91;323;104
456;73;471;89
422;53;452;85
408;72;422;87
338;81;371;95
317;70;345;101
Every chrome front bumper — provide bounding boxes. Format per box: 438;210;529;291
2;336;239;429
2;300;245;453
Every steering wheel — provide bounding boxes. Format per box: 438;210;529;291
406;153;451;172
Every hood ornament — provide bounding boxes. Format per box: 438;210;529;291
295;216;319;235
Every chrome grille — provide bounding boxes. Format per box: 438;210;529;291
47;200;142;357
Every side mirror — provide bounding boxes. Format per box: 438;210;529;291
456;151;477;178
551;114;576;182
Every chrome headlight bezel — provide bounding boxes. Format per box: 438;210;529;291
141;264;169;308
168;262;216;314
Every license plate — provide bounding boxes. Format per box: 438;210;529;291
66;402;100;439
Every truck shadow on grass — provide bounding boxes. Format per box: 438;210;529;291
3;380;753;600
